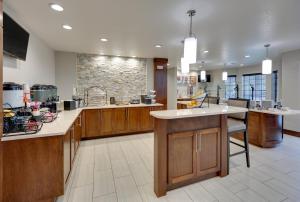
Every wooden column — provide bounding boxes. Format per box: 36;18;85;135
0;0;3;201
153;58;168;109
154;118;168;197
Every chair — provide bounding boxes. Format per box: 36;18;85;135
204;96;220;105
227;98;250;168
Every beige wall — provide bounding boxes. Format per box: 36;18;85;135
3;5;55;86
55;52;77;100
282;49;300;131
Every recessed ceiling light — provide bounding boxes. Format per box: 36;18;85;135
49;3;64;12
132;56;137;58
62;24;72;30
245;55;250;58
155;44;162;48
203;50;209;53
100;38;108;42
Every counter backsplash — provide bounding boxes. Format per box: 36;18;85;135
76;54;147;101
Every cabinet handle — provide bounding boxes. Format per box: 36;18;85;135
198;133;202;152
195;133;198;153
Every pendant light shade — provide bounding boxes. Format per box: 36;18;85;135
200;70;206;81
262;59;272;74
262;44;272;75
222;71;228;81
181;57;189;74
182;10;197;67
184;37;197;64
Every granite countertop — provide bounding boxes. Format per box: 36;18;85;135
249;108;300;116
150;104;248;119
1;103;163;142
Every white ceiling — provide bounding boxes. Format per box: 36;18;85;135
5;0;300;69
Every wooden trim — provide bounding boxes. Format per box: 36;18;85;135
0;0;3;200
154;118;168;197
154;58;168;109
284;129;300;137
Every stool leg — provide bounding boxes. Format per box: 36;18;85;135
244;131;250;167
228;134;230;174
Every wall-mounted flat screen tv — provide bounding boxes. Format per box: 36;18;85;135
198;74;211;82
4;12;30;61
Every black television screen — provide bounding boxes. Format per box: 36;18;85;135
198;74;211;82
4;12;30;61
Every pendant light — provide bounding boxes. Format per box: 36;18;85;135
262;44;272;74
181;57;189;74
184;10;197;64
200;61;206;81
222;63;228;81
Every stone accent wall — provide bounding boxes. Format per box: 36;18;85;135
76;54;147;103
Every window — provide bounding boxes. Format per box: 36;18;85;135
242;73;266;100
225;75;236;99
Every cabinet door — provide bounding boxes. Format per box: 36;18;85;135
85;109;100;137
140;107;152;131
70;125;75;163
127;108;141;132
75;115;82;152
112;108;127;133
100;109;113;135
168;131;196;184
64;130;71;183
196;128;220;176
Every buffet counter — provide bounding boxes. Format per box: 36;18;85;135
1;103;163;141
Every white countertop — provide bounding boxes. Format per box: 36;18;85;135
250;108;300;116
1;103;163;142
150;105;248;119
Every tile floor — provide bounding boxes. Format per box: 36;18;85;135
57;133;300;202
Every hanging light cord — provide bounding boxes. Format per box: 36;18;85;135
265;44;270;59
187;10;196;38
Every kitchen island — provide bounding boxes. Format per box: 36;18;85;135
150;105;248;197
238;108;300;148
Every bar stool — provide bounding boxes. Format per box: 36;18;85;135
227;98;250;168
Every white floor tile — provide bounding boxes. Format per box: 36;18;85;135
93;169;115;197
72;163;94;188
183;182;217;202
56;133;300;202
114;175;143;202
236;189;267;202
93;193;117;202
68;185;93;202
138;183;168;202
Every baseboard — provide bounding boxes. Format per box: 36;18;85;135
283;129;300;137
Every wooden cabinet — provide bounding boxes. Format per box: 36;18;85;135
74;115;82;152
113;108;127;133
83;106;163;138
196;128;220;176
168;131;196;184
70;124;75;163
168;128;220;185
63;130;71;183
99;109;113;135
84;109;101;137
127;107;142;132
